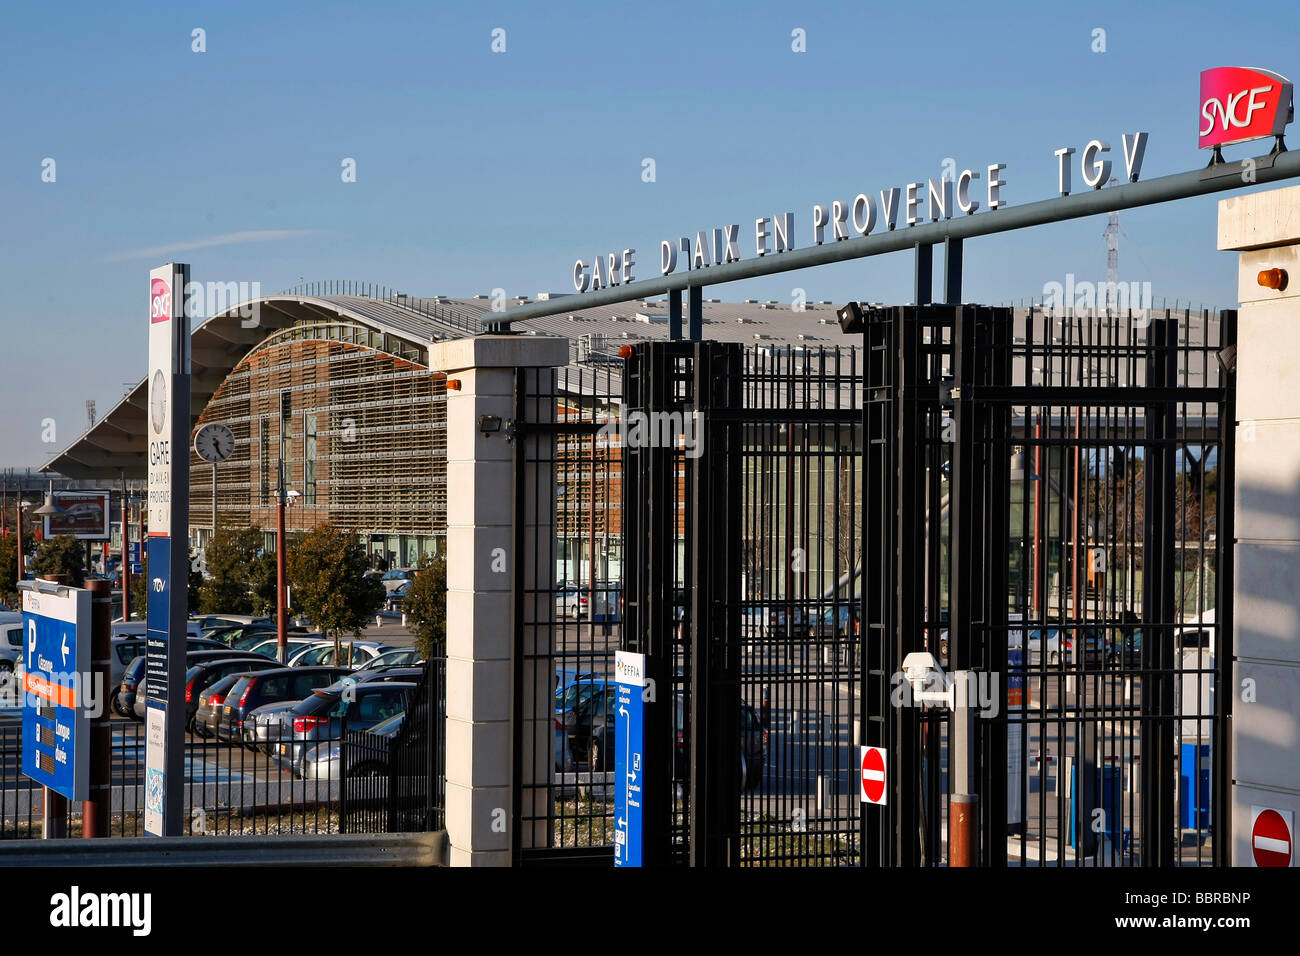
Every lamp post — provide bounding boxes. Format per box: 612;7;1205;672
275;459;301;665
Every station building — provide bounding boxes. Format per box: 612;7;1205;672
43;283;863;576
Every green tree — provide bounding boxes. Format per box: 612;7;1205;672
31;535;86;587
127;550;198;622
247;551;278;617
199;523;266;614
286;523;385;656
403;554;447;660
130;552;148;621
0;531;36;608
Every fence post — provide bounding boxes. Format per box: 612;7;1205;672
430;334;568;867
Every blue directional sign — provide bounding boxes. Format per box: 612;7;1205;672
613;651;646;867
20;586;91;801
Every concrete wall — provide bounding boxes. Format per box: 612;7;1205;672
1219;185;1300;866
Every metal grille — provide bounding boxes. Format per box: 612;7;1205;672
861;305;1233;867
514;359;624;864
341;657;445;833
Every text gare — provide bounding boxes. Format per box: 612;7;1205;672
571;132;1149;292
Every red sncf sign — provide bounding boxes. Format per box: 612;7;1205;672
1199;67;1293;150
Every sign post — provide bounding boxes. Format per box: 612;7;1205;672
144;262;190;837
613;651;645;866
20;582;91;811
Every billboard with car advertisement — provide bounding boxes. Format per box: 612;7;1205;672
43;491;111;541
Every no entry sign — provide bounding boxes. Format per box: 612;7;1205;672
860;746;887;805
1250;806;1294;867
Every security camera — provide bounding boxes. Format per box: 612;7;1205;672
901;651;953;707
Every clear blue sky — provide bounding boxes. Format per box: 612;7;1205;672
1;0;1295;467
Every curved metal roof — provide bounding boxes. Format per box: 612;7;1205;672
42;293;485;480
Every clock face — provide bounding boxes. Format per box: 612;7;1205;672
150;370;167;435
194;422;236;463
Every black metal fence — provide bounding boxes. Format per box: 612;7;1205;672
341;657;445;833
513;356;623;864
861;305;1233;867
0;715;343;839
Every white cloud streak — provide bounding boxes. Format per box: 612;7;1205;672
106;229;323;262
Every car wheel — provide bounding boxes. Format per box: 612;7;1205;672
588;737;603;772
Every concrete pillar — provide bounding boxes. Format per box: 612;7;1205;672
430;334;568;867
1219;185;1300;866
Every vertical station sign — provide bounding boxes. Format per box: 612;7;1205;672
20;586;90;800
613;651;645;867
145;262;190;837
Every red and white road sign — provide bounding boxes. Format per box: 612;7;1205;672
1251;806;1294;867
860;746;887;805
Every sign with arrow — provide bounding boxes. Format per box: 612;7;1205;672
20;586;91;801
613;651;646;867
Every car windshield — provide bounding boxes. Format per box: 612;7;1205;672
558;683;599;709
369;712;404;736
292;690;337;716
204;674;242;698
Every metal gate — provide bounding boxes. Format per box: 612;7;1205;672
619;339;864;865
515;304;1232;866
861;304;1234;867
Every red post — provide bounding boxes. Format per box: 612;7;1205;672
120;480;130;621
276;460;287;665
1032;416;1041;616
15;495;24;584
949;794;978;866
84;578;112;838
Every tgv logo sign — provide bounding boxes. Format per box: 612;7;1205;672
1199;67;1293;150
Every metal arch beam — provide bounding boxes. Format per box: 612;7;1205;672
484;149;1300;331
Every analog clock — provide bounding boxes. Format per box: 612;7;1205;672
194;422;236;463
150;370;167;435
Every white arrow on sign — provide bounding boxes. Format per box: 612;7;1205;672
61;634;70;667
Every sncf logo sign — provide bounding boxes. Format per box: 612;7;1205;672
150;277;171;324
1199;66;1293;150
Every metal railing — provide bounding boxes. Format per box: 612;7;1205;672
279;280;484;336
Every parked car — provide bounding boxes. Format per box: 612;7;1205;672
117;655;147;718
278;681;415;775
384;581;413;612
248;666;424;752
555;585;589;619
664;697;767;789
379;568;417;594
754;603;809;638
0;619;24;678
220;624;309;649
192;614;273;632
242;635;324;660
217;666;354;744
195;674;245;738
807;604;860;639
286;640;391;668
357;647;425;671
184;656;280;730
132;649;266;719
112;620;204;640
299;710;406;781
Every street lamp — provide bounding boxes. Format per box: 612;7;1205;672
274;460;301;665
